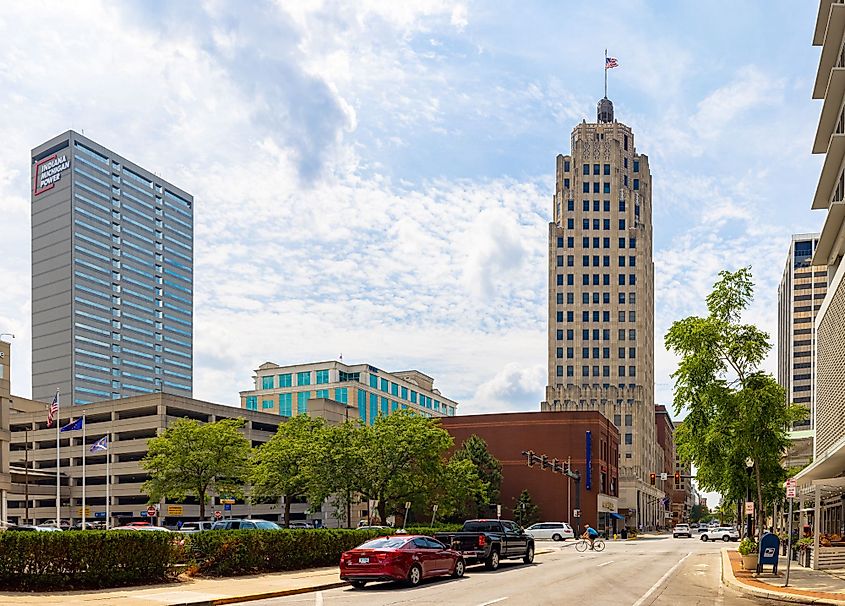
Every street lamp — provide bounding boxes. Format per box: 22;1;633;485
745;457;754;539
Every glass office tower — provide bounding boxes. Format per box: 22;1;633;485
31;131;193;405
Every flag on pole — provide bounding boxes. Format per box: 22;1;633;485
90;435;108;453
605;56;619;69
47;392;59;427
60;417;84;432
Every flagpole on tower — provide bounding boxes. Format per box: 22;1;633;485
604;49;608;98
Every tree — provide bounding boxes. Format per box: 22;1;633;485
689;503;708;524
451;435;503;517
715;500;737;525
141;418;251;520
357;410;453;524
665;268;806;545
434;456;488;522
513;489;540;527
251;415;327;527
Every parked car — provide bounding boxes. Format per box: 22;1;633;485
115;524;171;532
673;524;692;538
287;521;314;529
340;535;465;588
524;522;574;541
5;524;62;532
40;519;71;530
357;525;390;531
178;521;216;533
211;518;280;530
434;519;534;570
699;526;739;542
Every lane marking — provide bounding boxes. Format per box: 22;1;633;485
631;552;691;606
475;598;509;606
598;560;614;567
315;591;323;606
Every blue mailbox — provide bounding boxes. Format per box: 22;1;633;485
758;533;780;573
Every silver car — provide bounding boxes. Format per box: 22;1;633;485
699;526;739;542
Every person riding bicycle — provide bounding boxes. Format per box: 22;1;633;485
582;524;600;550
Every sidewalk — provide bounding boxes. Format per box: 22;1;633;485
721;548;845;605
0;566;345;606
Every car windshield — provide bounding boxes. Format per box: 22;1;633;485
358;537;408;549
255;521;279;529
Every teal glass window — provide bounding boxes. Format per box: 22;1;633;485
262;399;274;409
434;400;441;410
410;391;417;403
316;389;329;399
390;382;399;396
297;371;311;386
245;396;257;411
261;376;274;389
316;369;329;384
279;393;292;416
335;387;348;404
369;374;378;388
370;393;378;424
401;386;408;399
391;400;398;412
279;373;292;387
381;397;389;416
380;378;389;392
358;389;367;423
297;391;309;414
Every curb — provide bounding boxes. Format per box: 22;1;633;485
720;549;845;606
170;581;349;606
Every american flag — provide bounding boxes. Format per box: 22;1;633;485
47;391;58;427
606;57;619;69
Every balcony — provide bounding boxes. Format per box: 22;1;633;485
814;3;845;99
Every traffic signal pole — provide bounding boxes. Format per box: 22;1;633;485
522;450;582;534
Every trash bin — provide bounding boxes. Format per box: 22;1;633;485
621;528;628;539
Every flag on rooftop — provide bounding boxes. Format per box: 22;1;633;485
605;56;619;69
60;417;83;432
90;435;109;453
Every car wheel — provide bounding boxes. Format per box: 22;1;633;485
453;558;465;578
407;564;423;587
350;580;367;589
700;535;707;541
523;545;535;564
722;535;730;542
552;533;562;541
485;549;500;570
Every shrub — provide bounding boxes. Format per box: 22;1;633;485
738;537;758;556
0;531;182;590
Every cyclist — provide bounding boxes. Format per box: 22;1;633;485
582;524;600;550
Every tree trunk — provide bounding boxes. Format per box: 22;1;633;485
378;494;387;525
199;491;206;520
346;489;352;529
284;493;291;528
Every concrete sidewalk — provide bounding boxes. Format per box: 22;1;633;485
0;566;345;606
721;548;845;605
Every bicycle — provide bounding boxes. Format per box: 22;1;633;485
575;538;606;552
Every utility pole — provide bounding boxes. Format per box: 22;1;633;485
521;450;581;533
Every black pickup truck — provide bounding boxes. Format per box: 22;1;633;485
434;519;535;570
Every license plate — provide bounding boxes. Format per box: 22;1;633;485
359;557;369;564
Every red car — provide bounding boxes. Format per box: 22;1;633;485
340;535;466;588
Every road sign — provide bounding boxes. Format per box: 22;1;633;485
167;505;184;516
214;511;222;520
745;501;754;515
660;472;668;481
94;511;106;519
147;505;158;517
76;507;91;517
573;508;581;518
786;478;797;498
432;504;438;512
224;504;232;511
220;498;236;505
404;501;411;510
497;504;502;519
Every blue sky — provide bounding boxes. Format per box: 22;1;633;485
0;0;826;450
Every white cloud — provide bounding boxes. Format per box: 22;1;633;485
469;362;546;414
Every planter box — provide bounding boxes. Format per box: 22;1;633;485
741;554;759;570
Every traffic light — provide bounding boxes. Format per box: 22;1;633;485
674;471;681;487
522;450;535;467
541;455;551;470
650;472;656;485
552;458;563;474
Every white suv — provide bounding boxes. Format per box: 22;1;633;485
525;522;575;541
673;524;692;538
699;526;739;542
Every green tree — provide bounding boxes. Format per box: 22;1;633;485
141;418;251;519
434;455;488;521
665;268;806;544
451;435;503;517
715;500;737;525
689;503;708;523
251;415;327;527
513;489;540;526
357;410;453;524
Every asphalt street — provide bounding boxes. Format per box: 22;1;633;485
252;536;780;606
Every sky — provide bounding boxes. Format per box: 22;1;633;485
0;1;827;505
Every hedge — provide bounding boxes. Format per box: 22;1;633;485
0;531;182;590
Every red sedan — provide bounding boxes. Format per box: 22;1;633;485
340;535;466;588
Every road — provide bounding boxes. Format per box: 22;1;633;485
252;535;780;606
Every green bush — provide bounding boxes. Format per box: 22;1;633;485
738;537;758;555
0;531;182;590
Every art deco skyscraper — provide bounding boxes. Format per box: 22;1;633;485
541;97;661;530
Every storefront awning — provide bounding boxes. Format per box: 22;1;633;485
609;512;625;520
796;434;845;487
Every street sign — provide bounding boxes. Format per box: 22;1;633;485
786;478;797;498
167;505;184;516
745;501;754;515
214;511;222;520
146;505;158;517
432;504;438;512
220;498;236;505
404;501;411;510
94;511;106;519
497;504;502;519
224;504;232;511
573;509;581;518
660;472;668;481
76;507;91;516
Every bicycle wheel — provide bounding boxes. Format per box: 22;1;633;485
575;539;588;552
593;540;606;552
